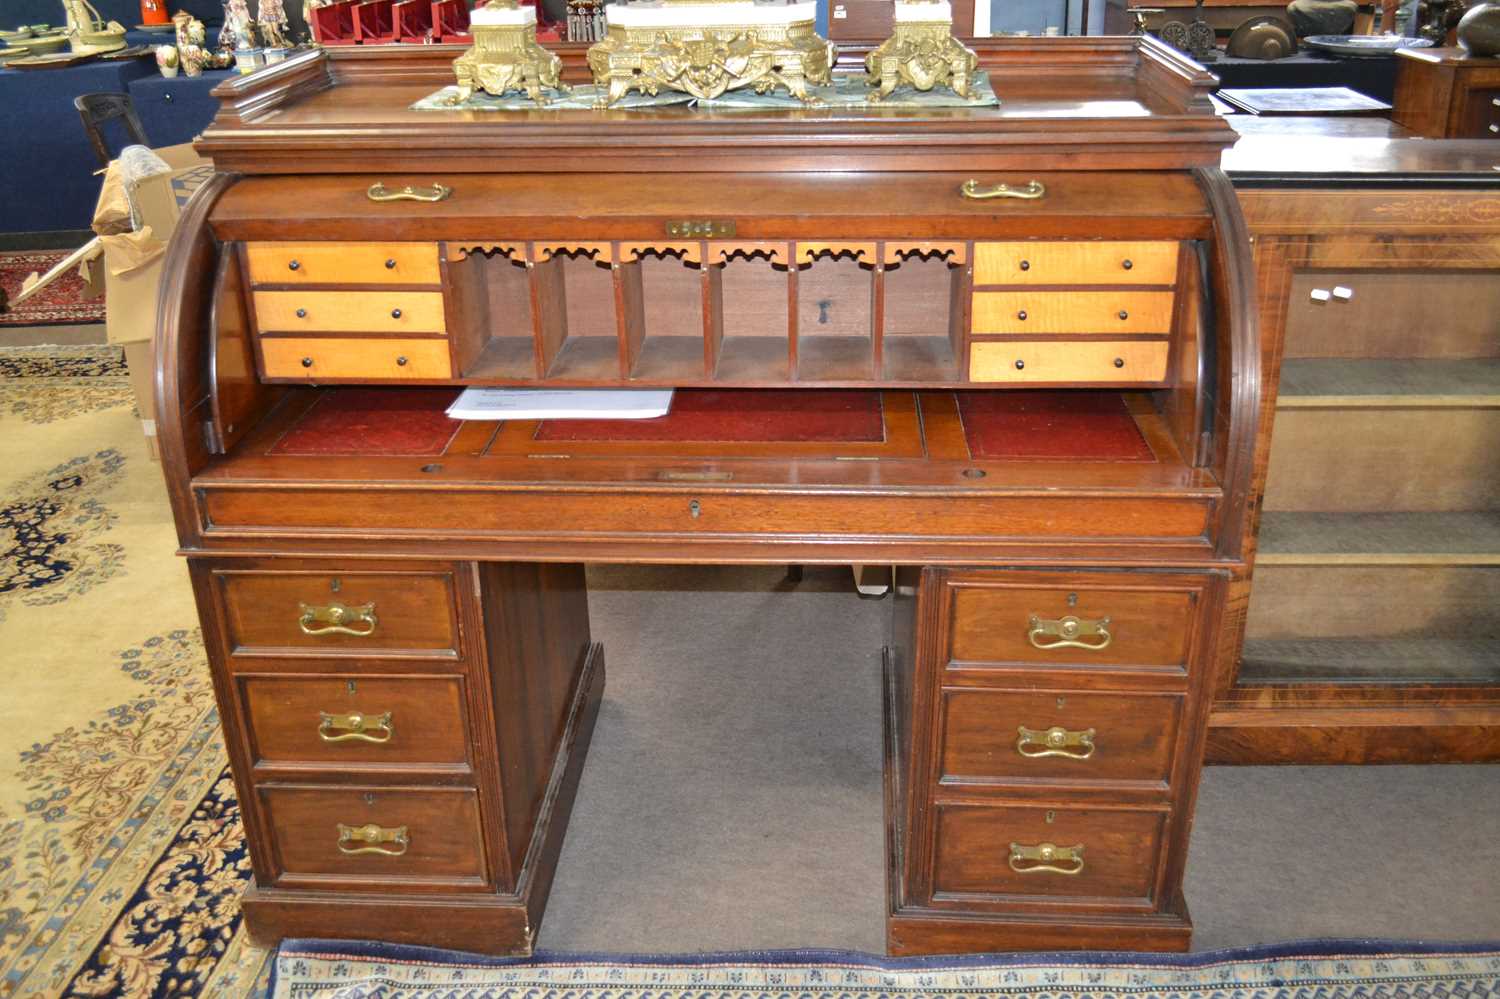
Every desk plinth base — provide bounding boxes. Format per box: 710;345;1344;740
239;642;606;957
887;902;1193;955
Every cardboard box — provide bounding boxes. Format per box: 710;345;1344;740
92;143;212;460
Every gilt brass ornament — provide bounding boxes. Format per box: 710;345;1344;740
865;0;979;102
586;0;835;106
453;0;569;105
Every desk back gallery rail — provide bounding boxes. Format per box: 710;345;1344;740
151;37;1262;957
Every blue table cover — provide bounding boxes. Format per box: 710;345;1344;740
1211;51;1399;104
0;57;155;233
127;68;233;147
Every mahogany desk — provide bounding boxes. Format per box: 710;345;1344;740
155;37;1261;957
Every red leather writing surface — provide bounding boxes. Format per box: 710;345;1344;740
532;389;887;443
270;388;462;456
956;391;1154;461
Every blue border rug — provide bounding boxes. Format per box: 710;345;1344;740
269;939;1500;999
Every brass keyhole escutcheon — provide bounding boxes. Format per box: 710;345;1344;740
347;679;357;694
689;499;702;519
1046;810;1056;823
1067;592;1078;607
364;792;375;806
1057;696;1066;708
331;578;342;593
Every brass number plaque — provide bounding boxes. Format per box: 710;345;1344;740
665;220;736;237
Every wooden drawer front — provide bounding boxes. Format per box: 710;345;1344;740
940;688;1181;785
241;674;470;769
200;487;1215;544
253;290;447;333
216;569;460;657
932;803;1164;902
260;785;489;889
972;291;1175;334
1284;270;1500;359
969;341;1169;383
974;242;1179;286
260;337;452;381
948;578;1197;668
246;242;441;285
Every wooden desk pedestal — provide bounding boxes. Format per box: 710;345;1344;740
155;38;1259;956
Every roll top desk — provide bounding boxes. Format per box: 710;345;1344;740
156;37;1259;956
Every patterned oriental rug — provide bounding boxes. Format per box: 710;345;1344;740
271;940;1500;999
0;345;269;998
0;252;106;328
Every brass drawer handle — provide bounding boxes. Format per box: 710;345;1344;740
298;601;378;637
1028;614;1112;651
319;711;394;744
1009;841;1085;875
337;822;409;856
960;179;1046;201
1017;725;1096;759
367;182;452;203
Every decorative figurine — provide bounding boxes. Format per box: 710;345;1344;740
567;0;606;41
1415;0;1459;42
220;0;255;50
452;0;568;103
586;0;836;106
864;0;979;101
257;0;292;47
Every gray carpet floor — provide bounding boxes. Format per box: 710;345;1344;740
542;564;1500;954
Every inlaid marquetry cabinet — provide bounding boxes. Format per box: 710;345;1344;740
155;38;1262;957
1208;179;1500;764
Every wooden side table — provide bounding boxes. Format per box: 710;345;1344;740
1393;46;1500;137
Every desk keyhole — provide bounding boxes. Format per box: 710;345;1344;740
688;499;702;519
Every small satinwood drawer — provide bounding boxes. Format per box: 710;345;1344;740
932;803;1165;902
253;290;447;334
946;574;1199;669
259;785;489;890
973;242;1179;287
240;674;470;769
971;291;1175;335
260;337;452;381
214;568;460;658
969;341;1168;383
940;688;1182;786
246;242;441;285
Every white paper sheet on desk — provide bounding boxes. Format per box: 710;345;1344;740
446;387;675;421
